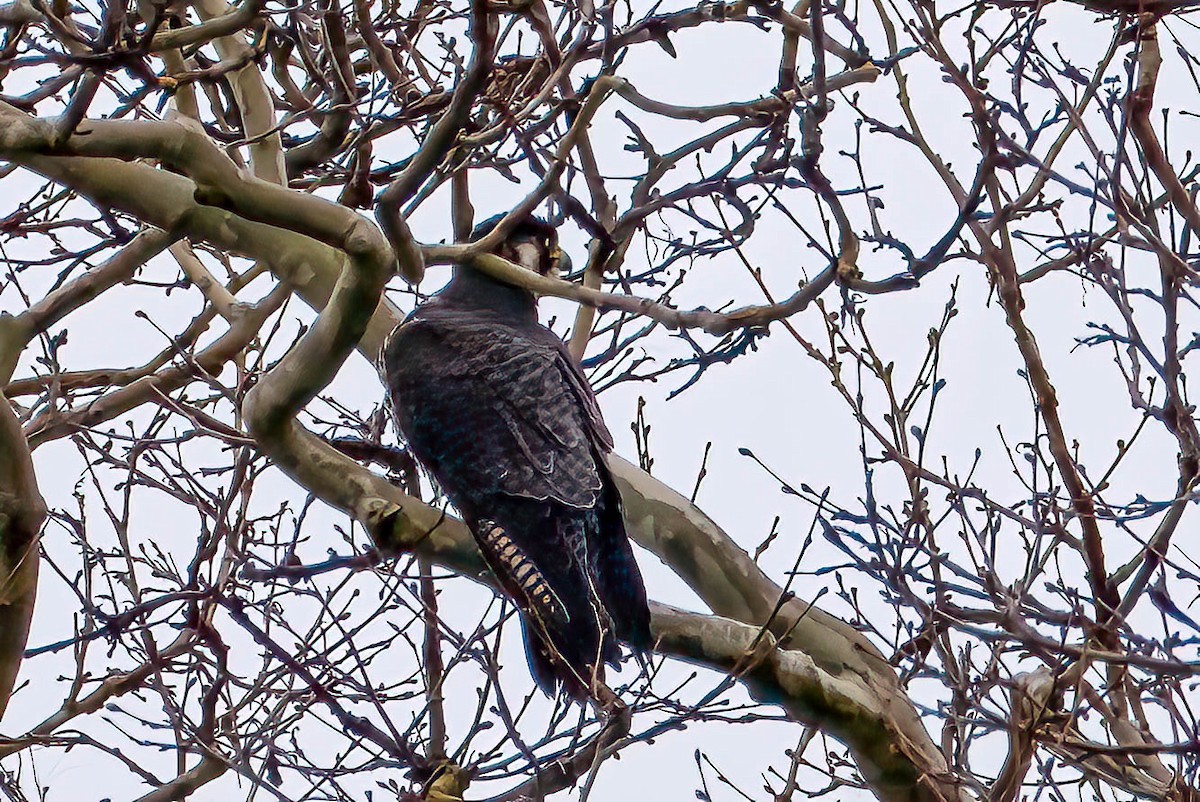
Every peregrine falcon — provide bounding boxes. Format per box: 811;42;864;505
382;214;651;701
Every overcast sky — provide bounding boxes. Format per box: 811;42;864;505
4;0;1199;799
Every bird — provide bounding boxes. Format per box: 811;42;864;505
381;213;651;704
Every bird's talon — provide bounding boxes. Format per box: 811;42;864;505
734;630;778;677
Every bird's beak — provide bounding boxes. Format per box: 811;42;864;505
549;245;571;277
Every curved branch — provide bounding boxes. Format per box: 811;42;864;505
149;0;261;52
440;248;838;336
614;64;880;122
24;287;286;448
374;0;495;284
193;0;284;184
0;102;403;359
0;317;46;722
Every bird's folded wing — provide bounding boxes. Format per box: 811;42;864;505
386;317;610;509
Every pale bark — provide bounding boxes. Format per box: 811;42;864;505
0;317;46;721
0;100;966;802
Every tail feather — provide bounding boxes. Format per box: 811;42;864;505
520;615;569;697
472;495;648;702
519;613;597;700
591;481;652;652
476;516;608;699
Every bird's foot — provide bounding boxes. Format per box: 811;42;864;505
421;762;469;802
588;677;628;720
732;629;779;678
591;681;632;751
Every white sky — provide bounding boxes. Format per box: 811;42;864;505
3;0;1199;799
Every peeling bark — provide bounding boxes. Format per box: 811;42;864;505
0;316;46;721
0;99;965;802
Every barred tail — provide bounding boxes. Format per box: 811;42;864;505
476;518;614;700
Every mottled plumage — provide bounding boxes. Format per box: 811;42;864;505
382;215;650;699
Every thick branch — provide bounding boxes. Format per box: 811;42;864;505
0;104;402;360
0;317;46;722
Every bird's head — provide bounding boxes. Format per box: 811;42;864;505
469;213;572;279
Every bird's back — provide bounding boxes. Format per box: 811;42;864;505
383;303;650;698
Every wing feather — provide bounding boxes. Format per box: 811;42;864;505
384;307;650;696
383;313;607;510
